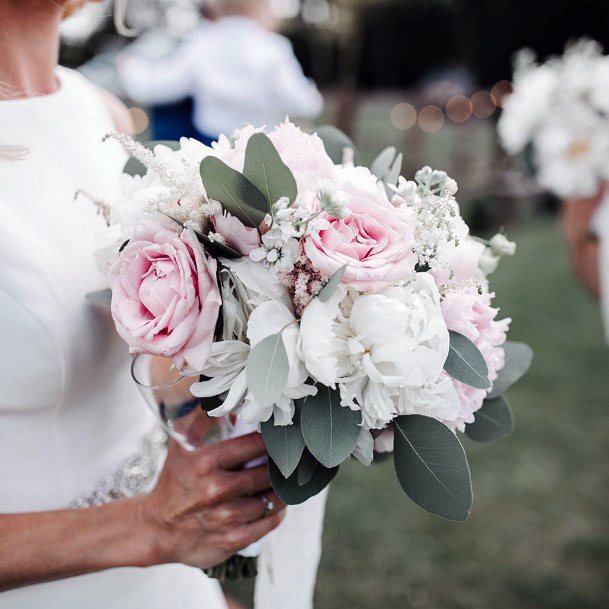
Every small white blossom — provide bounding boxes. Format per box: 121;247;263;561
489;233;517;257
479;249;500;275
317;182;350;219
249;228;300;277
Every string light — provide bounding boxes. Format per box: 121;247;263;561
418;105;444;133
128;107;149;135
446;95;472;123
490;80;513;107
471;91;496;119
390;102;417;130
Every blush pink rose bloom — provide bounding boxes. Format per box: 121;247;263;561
440;286;511;431
303;175;417;290
108;222;222;373
212;211;260;256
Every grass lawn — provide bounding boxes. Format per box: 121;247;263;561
226;216;609;608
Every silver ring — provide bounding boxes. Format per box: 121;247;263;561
260;493;275;516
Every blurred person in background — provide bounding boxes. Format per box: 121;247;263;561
0;2;327;609
117;0;324;145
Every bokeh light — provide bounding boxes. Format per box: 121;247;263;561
390;102;417;130
418;105;445;132
490;80;513;107
128;107;149;135
471;91;496;119
446;95;473;123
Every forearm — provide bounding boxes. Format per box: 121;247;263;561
0;496;154;591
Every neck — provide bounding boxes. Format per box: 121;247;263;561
0;1;63;100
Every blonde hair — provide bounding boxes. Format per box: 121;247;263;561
62;0;89;19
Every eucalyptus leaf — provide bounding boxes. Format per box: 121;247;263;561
261;409;305;479
393;415;472;521
370;147;396;180
297;448;319;487
444;331;491;390
488;341;533;399
317;264;348;302
465;396;515;443
243;133;298;208
200;156;267;228
246;333;289;408
269;456;338;505
123;140;180;176
301;386;362;468
316;125;361;166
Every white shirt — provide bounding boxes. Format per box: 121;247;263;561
118;17;324;136
0;66;328;609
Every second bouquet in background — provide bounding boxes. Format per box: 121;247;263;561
96;120;531;574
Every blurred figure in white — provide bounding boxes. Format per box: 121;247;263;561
117;0;324;145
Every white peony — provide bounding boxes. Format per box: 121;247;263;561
298;273;460;429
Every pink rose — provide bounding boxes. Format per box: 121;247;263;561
303;174;417;290
109;222;221;372
212;211;261;256
440;286;511;431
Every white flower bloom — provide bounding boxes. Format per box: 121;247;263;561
298;273;459;429
317;181;350;219
489;233;517;257
249;227;300;277
479;249;500;276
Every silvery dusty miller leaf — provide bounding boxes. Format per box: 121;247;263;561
246;333;289;408
444;331;491;390
465;396;515;443
243;133;298;208
315;125;361;166
393;415;472;521
370;146;396;180
488;341;533;399
301;386;361;468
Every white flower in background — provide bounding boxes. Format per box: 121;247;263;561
489;233;517;257
298;273;460;429
478;249;500;276
249;226;300;277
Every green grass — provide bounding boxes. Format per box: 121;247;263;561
226;217;609;608
314;217;609;609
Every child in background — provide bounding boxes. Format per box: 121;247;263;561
117;0;323;145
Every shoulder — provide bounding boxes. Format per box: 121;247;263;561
96;87;135;136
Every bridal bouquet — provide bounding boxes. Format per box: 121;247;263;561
498;39;609;198
98;120;532;529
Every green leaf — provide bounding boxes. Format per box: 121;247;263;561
465;396;515;443
269;455;338;505
200;156;267;228
243;133;298;208
444;331;491;390
393;415;472;521
123;140;180;176
316;125;361;166
261;408;305;479
317;264;348;302
297;448;319;486
370;147;397;180
301;386;362;468
246;333;289;408
488;341;533;399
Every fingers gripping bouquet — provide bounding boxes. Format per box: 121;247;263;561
99;121;532;577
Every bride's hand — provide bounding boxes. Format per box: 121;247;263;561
140;433;285;570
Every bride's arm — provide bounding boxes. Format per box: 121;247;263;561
0;433;284;591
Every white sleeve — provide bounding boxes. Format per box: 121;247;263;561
254;488;328;609
269;43;324;119
116;42;197;106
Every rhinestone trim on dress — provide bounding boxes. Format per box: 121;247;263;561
69;429;167;508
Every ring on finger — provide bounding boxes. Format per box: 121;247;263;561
260;493;275;516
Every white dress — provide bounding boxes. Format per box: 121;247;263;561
0;67;327;609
